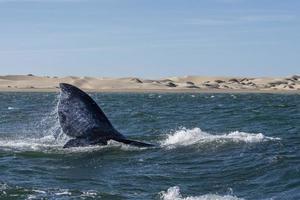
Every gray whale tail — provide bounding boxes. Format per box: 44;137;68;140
58;83;154;148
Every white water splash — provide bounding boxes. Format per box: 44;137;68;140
160;128;280;149
160;186;243;200
36;94;64;140
55;190;72;196
80;190;98;198
0;136;144;153
0;135;66;152
63;140;144;153
0;95;71;152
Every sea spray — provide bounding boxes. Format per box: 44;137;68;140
0;93;69;152
36;93;63;139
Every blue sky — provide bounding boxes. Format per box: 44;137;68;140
0;0;299;77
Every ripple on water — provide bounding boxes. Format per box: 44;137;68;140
0;93;298;200
0;182;109;199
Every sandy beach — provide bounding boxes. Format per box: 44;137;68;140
0;74;299;93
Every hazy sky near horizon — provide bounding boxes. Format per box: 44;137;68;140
0;0;299;78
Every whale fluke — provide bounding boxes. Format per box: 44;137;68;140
58;83;153;148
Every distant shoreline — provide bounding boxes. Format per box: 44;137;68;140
0;88;299;94
0;75;299;93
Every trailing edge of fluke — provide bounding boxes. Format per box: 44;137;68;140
58;83;154;148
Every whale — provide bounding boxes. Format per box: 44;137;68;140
58;83;154;148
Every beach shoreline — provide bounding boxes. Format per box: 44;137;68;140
0;88;299;94
0;75;299;93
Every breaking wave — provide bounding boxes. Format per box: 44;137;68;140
160;127;280;149
160;186;243;200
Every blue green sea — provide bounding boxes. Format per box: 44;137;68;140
0;92;299;199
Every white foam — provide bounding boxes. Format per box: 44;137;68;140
80;190;98;198
0;135;65;152
63;140;143;153
55;191;71;196
160;186;243;200
107;140;145;151
27;194;37;200
0;136;145;153
0;183;8;191
32;189;47;194
160;128;280;149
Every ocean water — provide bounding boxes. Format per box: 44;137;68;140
0;92;299;200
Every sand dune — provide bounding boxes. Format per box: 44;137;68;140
0;74;299;93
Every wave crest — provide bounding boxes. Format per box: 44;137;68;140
160;128;280;149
